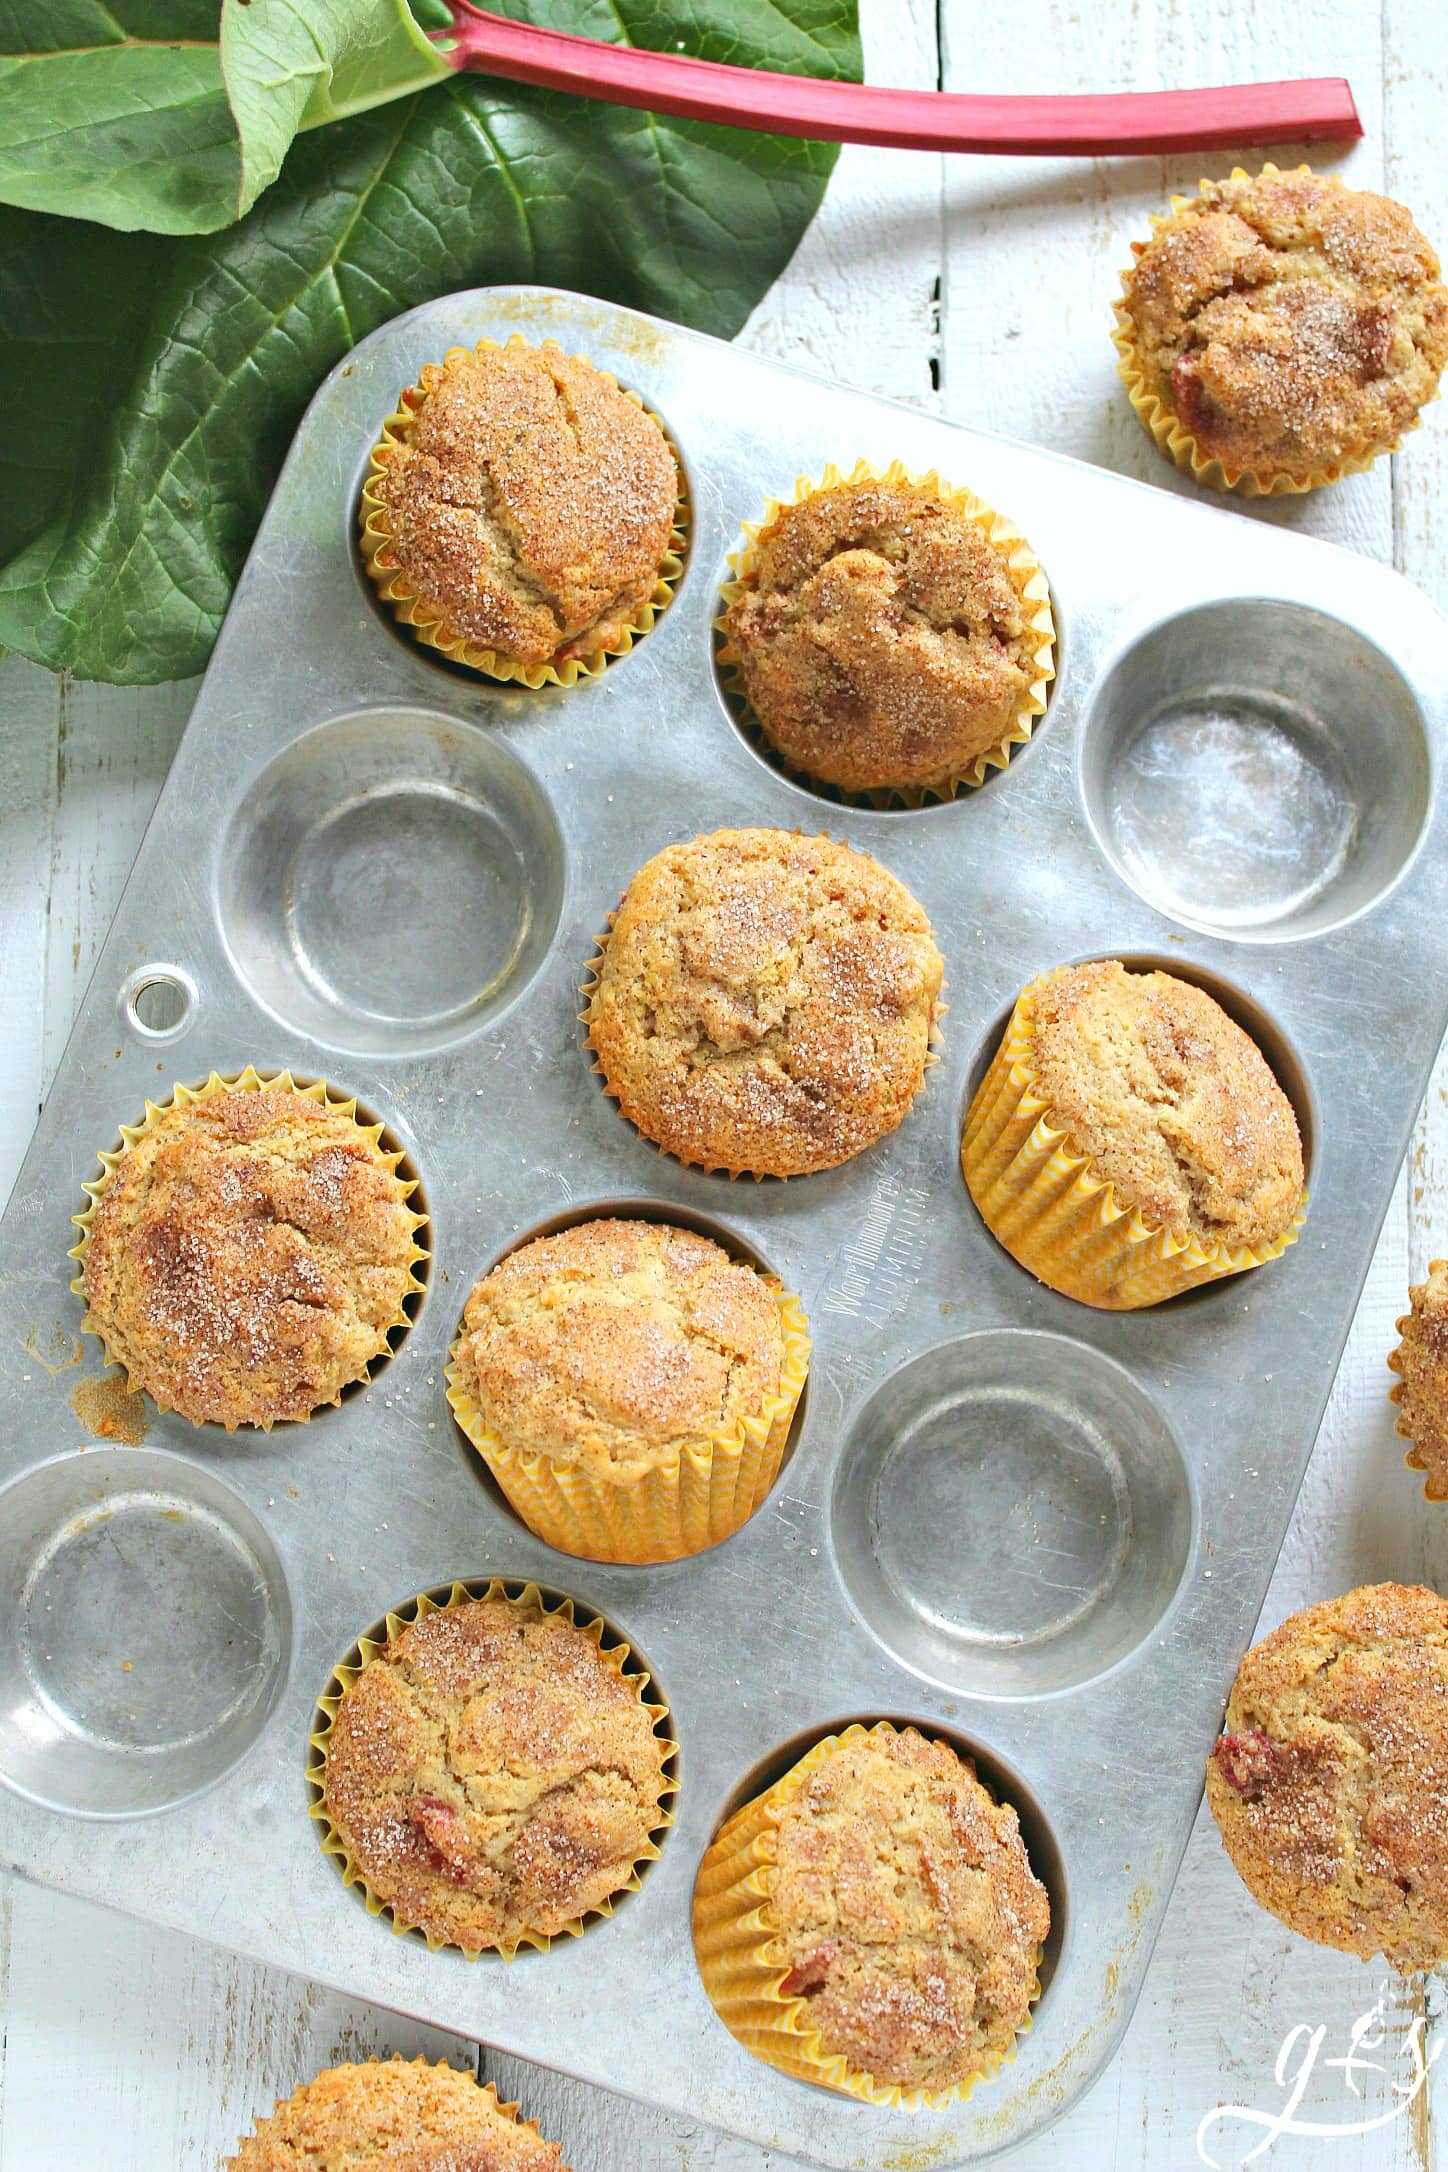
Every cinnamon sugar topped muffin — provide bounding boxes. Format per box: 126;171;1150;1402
450;1218;787;1480
1117;166;1448;490
1206;1583;1448;1970
723;473;1054;797
771;1729;1049;2093
226;2056;568;2171
1389;1260;1448;1500
367;339;680;672
79;1077;421;1429
586;827;944;1177
319;1595;670;1953
1029;960;1304;1251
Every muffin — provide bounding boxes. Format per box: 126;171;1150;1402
360;336;683;683
1206;1583;1448;1970
226;2056;568;2170
1389;1260;1448;1499
74;1070;424;1428
446;1217;809;1564
720;464;1055;800
585;827;944;1177
693;1723;1050;2105
314;1586;674;1955
963;960;1305;1308
1115;164;1448;494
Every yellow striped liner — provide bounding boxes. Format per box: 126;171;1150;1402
359;335;688;687
308;1578;678;1960
446;1280;810;1564
715;459;1056;807
69;1066;427;1428
692;1721;1041;2108
1111;164;1429;498
961;977;1307;1310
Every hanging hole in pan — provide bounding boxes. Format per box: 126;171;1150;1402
120;965;195;1044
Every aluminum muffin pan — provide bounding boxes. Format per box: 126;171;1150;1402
1;285;1445;2168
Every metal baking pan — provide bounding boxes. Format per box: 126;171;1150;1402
1;285;1445;2168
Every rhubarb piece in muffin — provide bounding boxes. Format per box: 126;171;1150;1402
1116;165;1448;492
446;1218;808;1563
318;1593;671;1953
586;827;944;1177
77;1074;423;1428
963;959;1305;1307
693;1723;1050;2102
226;2056;569;2170
362;337;681;676
1206;1583;1448;1970
723;470;1054;798
1389;1260;1448;1500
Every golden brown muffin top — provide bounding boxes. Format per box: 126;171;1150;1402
587;828;943;1177
451;1218;787;1478
321;1598;669;1952
1390;1260;1448;1501
1205;1584;1448;1971
81;1084;419;1429
226;2056;568;2170
1028;960;1304;1250
770;1728;1050;2094
725;476;1049;796
374;340;679;668
1120;167;1448;480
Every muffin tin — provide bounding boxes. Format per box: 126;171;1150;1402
0;286;1445;2166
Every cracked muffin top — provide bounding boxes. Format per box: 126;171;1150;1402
1390;1260;1448;1501
371;339;680;669
226;2056;568;2171
80;1081;420;1428
320;1597;670;1952
769;1727;1050;2094
1027;960;1304;1251
1119;167;1448;483
586;827;943;1177
724;474;1053;796
1206;1584;1448;1971
450;1218;789;1479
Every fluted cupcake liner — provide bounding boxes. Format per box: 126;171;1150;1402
580;905;946;1181
961;981;1306;1310
308;1578;678;1960
359;335;688;687
1388;1261;1448;1503
692;1720;1040;2109
69;1066;427;1428
446;1286;810;1564
715;458;1056;807
1112;164;1422;499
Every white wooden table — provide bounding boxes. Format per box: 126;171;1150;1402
4;1;1448;2164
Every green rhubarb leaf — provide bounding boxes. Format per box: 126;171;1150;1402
0;0;859;682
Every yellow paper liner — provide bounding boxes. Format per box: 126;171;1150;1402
359;334;688;687
1111;163;1428;499
224;2058;564;2170
580;901;946;1181
961;976;1307;1310
446;1278;811;1564
308;1578;678;1960
715;458;1056;806
69;1066;428;1429
692;1720;1042;2108
1388;1261;1448;1503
